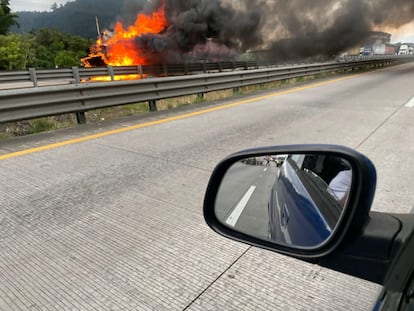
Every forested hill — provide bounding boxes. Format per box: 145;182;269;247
11;0;125;38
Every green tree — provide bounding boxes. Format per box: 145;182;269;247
35;28;63;47
0;0;18;35
54;50;78;68
30;45;55;68
0;28;89;70
66;35;89;52
29;28;88;68
0;34;31;70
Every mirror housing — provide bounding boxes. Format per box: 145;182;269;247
204;145;377;259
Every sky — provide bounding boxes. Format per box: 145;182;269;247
388;22;414;43
10;0;70;12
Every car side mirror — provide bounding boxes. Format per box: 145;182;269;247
203;145;377;258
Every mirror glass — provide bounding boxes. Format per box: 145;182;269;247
215;153;353;248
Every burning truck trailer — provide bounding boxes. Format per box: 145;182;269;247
79;12;239;80
80;33;150;81
78;1;261;81
80;29;165;70
80;35;240;80
80;6;169;80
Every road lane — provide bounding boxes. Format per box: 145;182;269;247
1;63;414;310
231;165;278;239
216;161;278;239
215;162;267;221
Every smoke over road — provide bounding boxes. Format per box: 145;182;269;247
262;0;414;61
96;0;414;65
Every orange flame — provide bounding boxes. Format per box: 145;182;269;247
82;3;168;81
105;5;168;66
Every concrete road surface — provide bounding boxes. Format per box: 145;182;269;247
1;63;414;310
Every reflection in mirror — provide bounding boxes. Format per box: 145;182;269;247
215;154;352;248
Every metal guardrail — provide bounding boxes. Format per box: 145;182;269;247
0;61;258;88
0;56;413;125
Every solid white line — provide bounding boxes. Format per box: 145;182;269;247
225;185;256;227
405;96;414;108
264;168;267;172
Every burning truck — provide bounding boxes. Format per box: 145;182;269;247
81;5;168;68
80;0;263;72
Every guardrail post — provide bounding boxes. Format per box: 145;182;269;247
29;68;38;87
137;65;143;79
72;66;81;83
163;63;168;77
184;63;188;75
148;100;157;111
197;93;204;101
76;112;86;124
107;66;115;81
218;62;223;72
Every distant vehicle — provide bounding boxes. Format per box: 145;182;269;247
241;157;262;165
361;48;374;56
271;154;287;167
399;45;409;55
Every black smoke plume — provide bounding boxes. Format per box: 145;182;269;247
118;0;414;63
263;0;414;62
127;0;263;62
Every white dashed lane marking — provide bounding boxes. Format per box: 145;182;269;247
225;185;257;227
405;96;414;108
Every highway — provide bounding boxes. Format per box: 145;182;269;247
1;62;414;310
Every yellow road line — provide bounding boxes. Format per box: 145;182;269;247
0;73;362;161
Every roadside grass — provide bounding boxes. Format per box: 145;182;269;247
0;69;358;138
0;115;77;137
31;118;60;133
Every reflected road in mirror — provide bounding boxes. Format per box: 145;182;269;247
215;154;352;248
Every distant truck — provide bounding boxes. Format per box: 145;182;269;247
398;45;413;55
372;43;396;55
399;45;409;55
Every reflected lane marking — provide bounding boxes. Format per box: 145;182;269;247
225;185;256;227
405;96;414;108
1;73;368;161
